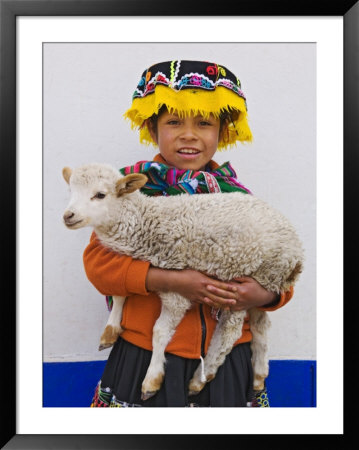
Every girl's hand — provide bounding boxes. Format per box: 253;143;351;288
146;268;238;308
207;276;279;311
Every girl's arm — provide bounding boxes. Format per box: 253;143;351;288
83;232;239;307
83;232;150;297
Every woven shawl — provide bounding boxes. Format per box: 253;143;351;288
119;160;252;196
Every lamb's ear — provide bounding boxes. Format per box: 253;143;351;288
62;167;72;184
115;173;148;196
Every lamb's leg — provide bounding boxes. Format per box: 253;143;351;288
249;309;271;391
99;295;125;351
188;310;246;396
141;292;191;401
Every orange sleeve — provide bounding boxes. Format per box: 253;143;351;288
83;232;151;297
258;286;294;312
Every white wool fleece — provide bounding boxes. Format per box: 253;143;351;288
66;163;303;293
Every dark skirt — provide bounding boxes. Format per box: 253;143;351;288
92;337;255;407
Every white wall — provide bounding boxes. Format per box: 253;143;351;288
43;43;316;362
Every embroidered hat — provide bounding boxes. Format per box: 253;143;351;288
124;60;252;150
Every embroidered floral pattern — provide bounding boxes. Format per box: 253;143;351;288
91;381;203;407
91;382;142;408
91;380;266;408
132;60;247;104
251;386;270;407
90;381;112;407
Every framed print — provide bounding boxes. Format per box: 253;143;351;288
1;0;357;448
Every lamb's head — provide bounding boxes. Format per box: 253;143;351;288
62;163;147;229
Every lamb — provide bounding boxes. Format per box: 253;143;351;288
62;162;304;401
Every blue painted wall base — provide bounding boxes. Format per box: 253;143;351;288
43;359;316;407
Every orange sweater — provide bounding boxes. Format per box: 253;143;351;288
83;156;294;359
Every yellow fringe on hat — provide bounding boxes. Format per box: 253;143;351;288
124;85;252;150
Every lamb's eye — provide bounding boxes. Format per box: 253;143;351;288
92;192;106;200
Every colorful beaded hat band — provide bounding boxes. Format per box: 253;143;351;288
124;60;253;150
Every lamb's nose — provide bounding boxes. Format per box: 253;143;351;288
63;211;74;222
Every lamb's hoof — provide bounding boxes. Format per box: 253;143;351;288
253;382;265;391
99;325;122;351
188;372;215;396
253;375;266;391
98;343;113;351
188;389;200;397
141;391;158;401
188;380;206;397
141;372;164;401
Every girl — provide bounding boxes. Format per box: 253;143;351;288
85;60;293;407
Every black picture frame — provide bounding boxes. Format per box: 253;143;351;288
1;1;356;448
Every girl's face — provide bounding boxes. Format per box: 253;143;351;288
148;110;224;170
